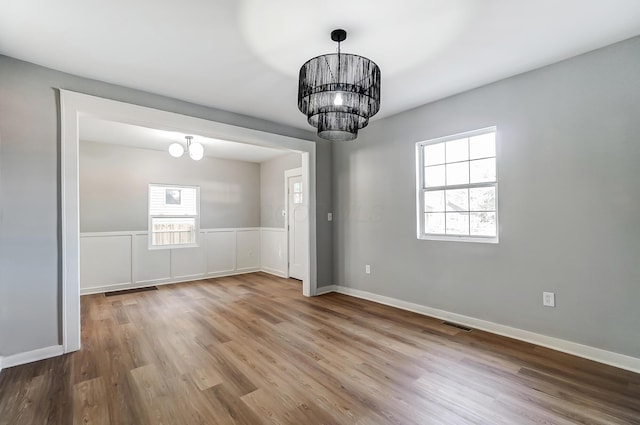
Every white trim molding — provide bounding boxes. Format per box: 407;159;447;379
284;167;306;285
322;286;640;374
415;126;499;244
1;345;64;370
61;90;318;353
79;271;259;296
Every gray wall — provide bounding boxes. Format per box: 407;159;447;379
257;150;333;287
315;140;333;288
333;37;640;358
0;55;332;357
260;152;302;228
80;141;260;232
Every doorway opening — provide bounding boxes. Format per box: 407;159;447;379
61;90;318;354
285;168;306;281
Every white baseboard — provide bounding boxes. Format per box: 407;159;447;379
261;267;287;278
81;281;155;295
9;287;637;374
315;284;337;295
0;356;3;373
1;345;64;370
80;269;262;295
81;268;289;297
328;286;640;374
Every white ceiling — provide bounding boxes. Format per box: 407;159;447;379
80;117;290;163
2;0;640;132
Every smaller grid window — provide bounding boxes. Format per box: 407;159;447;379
293;182;303;204
416;127;498;243
148;184;200;249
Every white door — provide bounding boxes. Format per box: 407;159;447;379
287;174;306;280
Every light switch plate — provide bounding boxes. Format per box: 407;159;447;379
543;292;555;307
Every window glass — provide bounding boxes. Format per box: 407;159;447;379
445;138;469;162
149;185;199;248
417;128;497;242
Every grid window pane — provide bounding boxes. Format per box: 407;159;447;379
419;129;497;241
423;142;445;166
445;189;469;212
425;213;445;234
446;161;469;186
424;165;445;187
470;158;496;183
445;138;469;162
424;190;445;212
446;212;469;235
470;212;497;236
469;186;496;211
149;184;199;248
149;186;197;215
469;133;496;159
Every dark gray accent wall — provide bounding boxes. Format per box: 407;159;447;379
333;37;640;358
0;55;332;356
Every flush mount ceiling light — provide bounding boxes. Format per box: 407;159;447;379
298;29;381;142
168;136;204;160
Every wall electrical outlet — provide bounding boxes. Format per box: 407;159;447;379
543;292;555;307
328;212;333;221
365;264;371;274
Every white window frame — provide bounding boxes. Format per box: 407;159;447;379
148;184;201;250
416;126;499;244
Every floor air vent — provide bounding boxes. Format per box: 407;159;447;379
105;286;158;297
442;321;473;332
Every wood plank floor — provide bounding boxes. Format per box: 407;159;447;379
1;272;639;424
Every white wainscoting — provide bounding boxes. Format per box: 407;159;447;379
236;229;261;272
260;228;287;277
80;234;133;289
80;227;286;295
206;230;236;274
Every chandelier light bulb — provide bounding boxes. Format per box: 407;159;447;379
168;142;185;158
188;142;204;161
333;92;343;106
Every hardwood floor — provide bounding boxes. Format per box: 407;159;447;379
1;272;639;424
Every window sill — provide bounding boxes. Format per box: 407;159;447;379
417;234;499;244
148;243;200;250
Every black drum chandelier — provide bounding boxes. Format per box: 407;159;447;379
298;29;381;141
